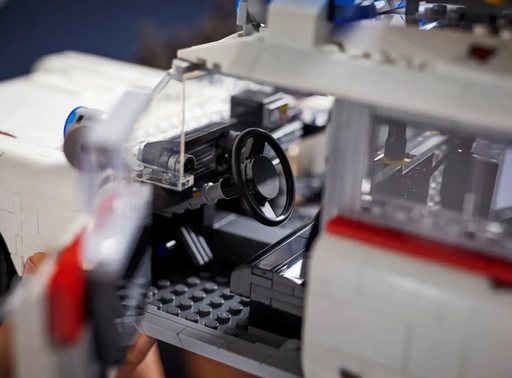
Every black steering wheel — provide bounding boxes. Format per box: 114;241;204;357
231;128;295;227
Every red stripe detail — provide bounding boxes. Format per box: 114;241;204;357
47;234;86;344
326;216;512;284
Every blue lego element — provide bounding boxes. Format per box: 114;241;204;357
330;0;378;24
63;106;83;137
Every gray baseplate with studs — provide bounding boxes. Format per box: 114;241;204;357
139;273;302;378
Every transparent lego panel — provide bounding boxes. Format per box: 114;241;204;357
129;70;275;191
358;114;512;259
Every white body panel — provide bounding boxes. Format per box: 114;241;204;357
0;51;164;273
177;6;512;376
304;232;512;378
0;138;78;273
179;9;512;136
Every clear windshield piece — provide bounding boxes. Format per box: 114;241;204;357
129;71;275;191
358;115;512;259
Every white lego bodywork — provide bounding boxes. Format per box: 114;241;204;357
179;5;512;136
304;232;512;378
0;138;79;274
2;1;512;375
177;1;512;376
0;51;164;273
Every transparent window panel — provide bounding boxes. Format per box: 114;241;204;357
358;114;512;260
129;71;274;191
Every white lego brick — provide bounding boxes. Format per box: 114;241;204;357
356;246;485;329
408;261;485;324
305;234;512;378
15;234;23;254
0;138;62;192
10;253;24;275
407;319;464;378
0;188;21;214
267;0;330;50
38;207;73;240
359;246;422;316
33;51;163;92
19;237;40;254
21;204;39;245
303;340;409;378
179;22;512;135
469;289;512;329
308;298;408;369
0;209;20;254
36;164;77;207
19;191;41;210
306;235;369;302
464;322;512;378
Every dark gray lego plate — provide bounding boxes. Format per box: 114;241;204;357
140;273;302;378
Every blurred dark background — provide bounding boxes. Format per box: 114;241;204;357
0;0;236;80
0;1;245;376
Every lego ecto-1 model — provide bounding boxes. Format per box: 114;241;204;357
2;0;512;377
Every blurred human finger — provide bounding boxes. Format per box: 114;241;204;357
23;252;48;275
115;333;163;378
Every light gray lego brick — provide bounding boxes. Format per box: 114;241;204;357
251;274;272;288
280;339;302;353
224;337;273;363
176;324;301;378
270;299;303;317
140;311;187;347
252;284;303;307
266;341;302;375
292;284;305;298
272;276;295;295
141;275;303;378
178;327;227;352
253;266;273;279
247;326;288;348
230;264;252;297
251;289;271;305
143;295;300;377
223;340;301;378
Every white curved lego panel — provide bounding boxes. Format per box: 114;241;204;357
179;21;512;137
0;51;166;274
303;232;512;378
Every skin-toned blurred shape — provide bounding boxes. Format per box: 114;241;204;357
184;350;258;378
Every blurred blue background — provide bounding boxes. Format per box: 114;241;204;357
0;0;233;80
